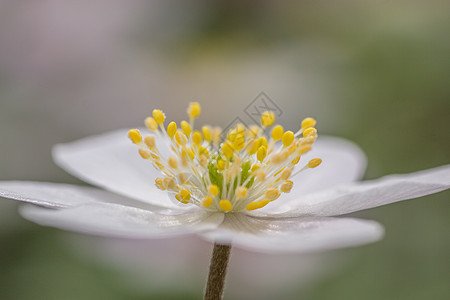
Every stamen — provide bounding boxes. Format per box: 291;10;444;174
187;102;201;119
138;149;151;159
168;156;178;169
280;180;293;193
219;200;232;212
246;200;270;211
152;109;165;125
271;125;284;141
155;178;165;190
301;117;316;129
144;136;156;149
128;129;142;144
175;131;188;146
265;188;280;200
175;189;191;204
145;118;158;131
303;127;317;137
261;111;275;127
282;131;295;147
181;121;192;136
257;146;267;162
209;185;219;197
192;130;203;146
129;102;322;213
202;126;212;142
167;122;177;138
235;186;248;200
202;196;213;207
308;158;322;168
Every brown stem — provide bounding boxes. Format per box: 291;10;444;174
204;242;232;300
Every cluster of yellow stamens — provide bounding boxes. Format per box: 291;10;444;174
128;102;321;213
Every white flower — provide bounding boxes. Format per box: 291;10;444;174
0;103;448;254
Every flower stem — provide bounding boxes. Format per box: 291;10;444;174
204;242;232;300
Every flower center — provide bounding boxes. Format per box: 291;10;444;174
128;102;321;213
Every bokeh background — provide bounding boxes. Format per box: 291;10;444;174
0;1;449;299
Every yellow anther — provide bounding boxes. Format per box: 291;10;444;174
232;134;245;151
301;117;316;129
163;177;176;190
152;109;165;125
192;130;203;146
167;122;177;138
168;156;178;169
145;117;158;131
208;184;219;196
272;151;289;164
251;164;260;173
128;129;142;144
138;149;151;159
235;186;248;200
180;120;192;136
175;189;191;204
303;127;317;137
291;156;300;165
308;158;322;168
246;139;259;155
288;143;297;155
202;196;213;208
198;154;208;167
227;165;240;178
280;168;292;180
212;127;222;145
235;124;246;135
175;130;188;146
246;200;270;211
256;146;267;162
202;126;212;142
199;146;209;158
256;171;266;181
265;188;281;200
222;141;234;159
219;200;232;212
227;129;237;142
217;159;226;171
154;161;165;171
155;178;165;190
258;137;268;149
299;144;312;154
271;125;284;141
144;136;155;149
183;147;195;160
261;111;275;127
280;180;293;193
282;131;295;147
178;172;189;183
247;125;261;137
187;102;201;119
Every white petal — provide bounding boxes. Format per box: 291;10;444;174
53;129;180;209
0;181;107;208
201;214;383;254
256;136;366;214
0;181;181;213
261;164;450;217
288;136;367;197
20;203;224;238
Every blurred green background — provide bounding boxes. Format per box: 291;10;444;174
0;1;449;299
